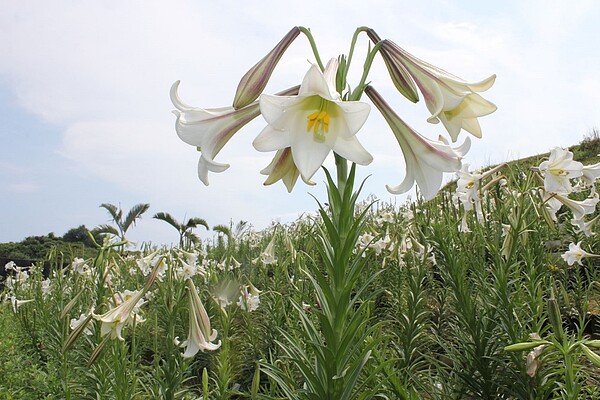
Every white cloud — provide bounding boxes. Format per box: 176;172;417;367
1;0;599;243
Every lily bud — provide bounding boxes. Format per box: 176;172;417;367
367;29;419;103
581;344;600;367
233;27;301;109
547;296;564;342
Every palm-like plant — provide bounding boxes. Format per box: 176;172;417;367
94;203;151;245
153;212;209;248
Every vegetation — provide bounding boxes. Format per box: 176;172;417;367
1;137;599;399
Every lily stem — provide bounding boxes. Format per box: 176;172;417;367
299;27;324;71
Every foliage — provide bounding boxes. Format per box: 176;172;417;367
2;145;600;399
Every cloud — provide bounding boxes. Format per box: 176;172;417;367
1;0;599;244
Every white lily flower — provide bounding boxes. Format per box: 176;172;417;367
542;190;599;221
379;40;497;142
253;58;373;182
582;162;600;193
94;289;147;340
10;296;33;313
171;81;262;185
561;242;599;266
538;147;583;194
172;82;300;185
237;283;261;312
366;86;470;200
571;214;599;237
180;279;221;358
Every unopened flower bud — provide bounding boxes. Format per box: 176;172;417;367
233;27;301;109
367;29;419;103
547;297;564;341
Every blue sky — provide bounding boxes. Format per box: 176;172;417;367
1;0;599;246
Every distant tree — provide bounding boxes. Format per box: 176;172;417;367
62;225;102;247
93;203;150;244
153;212;209;248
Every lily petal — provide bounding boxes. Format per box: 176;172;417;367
366;85;467;200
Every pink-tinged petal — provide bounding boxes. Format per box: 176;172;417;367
366;86;466;200
367;29;419;103
260;148;315;192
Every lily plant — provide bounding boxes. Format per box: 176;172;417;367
171;26;496;399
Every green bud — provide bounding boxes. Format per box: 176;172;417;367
251;364;261;399
547;297;564;341
504;340;550;352
581;344;600;367
585;339;600;348
233;27;301;109
202;367;209;399
366;29;419;104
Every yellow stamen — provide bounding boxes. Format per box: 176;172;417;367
306;110;330;143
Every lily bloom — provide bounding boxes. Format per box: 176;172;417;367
171;81;300;185
253;58;373;182
542;190;599;221
561;242;599;266
171;81;261;185
179;279;221;358
378;39;497;142
582;162;600;193
538;147;583;194
94;289;147;340
365;85;469;201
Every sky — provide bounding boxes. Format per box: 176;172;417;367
1;0;599;246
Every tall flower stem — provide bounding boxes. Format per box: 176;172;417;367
264;164;381;399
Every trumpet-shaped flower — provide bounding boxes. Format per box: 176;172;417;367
94;289;147;340
366;85;470;200
379;40;497;142
237;283;261;312
538;147;583;194
582;162;600;193
253;58;373;182
542;190;599;221
179;279;221;358
172;82;300;185
171;81;261;185
10;296;33;313
561;242;599;266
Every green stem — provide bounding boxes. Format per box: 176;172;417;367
341;26;371;91
335;154;348;196
349;41;382;101
299;26;324;71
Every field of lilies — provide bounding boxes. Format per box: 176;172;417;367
3;25;600;399
1;143;600;399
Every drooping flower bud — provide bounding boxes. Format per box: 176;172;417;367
233;27;301;109
547;296;564;342
367;29;419;103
